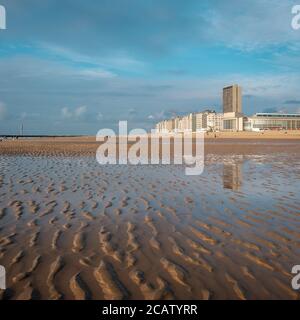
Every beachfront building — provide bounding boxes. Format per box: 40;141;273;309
223;112;244;131
223;84;242;114
178;113;196;132
156;110;222;133
172;117;180;133
155;84;300;133
155;113;197;133
222;84;244;131
195;112;207;131
207;112;224;131
195;109;216;131
155;119;174;133
243;113;300;131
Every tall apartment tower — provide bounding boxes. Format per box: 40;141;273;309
223;85;242;114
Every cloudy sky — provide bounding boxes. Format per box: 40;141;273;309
0;0;300;134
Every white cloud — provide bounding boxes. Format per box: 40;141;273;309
147;111;167;120
97;112;104;120
0;55;117;81
128;108;137;115
61;107;73;119
202;0;298;51
74;106;87;118
39;43;145;74
61;106;87;120
78;69;116;79
0;102;7;120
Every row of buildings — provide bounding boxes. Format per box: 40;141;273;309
155;85;300;133
155;111;224;133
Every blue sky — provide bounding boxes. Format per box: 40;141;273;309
0;0;300;134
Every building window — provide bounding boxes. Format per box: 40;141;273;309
223;119;236;130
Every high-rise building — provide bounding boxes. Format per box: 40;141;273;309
223;85;244;131
223;85;242;114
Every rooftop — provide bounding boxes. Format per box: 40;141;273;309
254;113;300;118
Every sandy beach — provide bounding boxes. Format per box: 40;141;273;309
0;136;300;300
1;131;300;157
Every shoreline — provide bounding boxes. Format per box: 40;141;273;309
0;135;300;157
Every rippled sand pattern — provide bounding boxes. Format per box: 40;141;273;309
0;155;300;300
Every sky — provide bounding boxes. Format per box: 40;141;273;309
0;0;300;134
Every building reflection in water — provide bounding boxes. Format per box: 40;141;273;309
223;162;243;191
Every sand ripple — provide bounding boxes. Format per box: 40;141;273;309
0;154;299;299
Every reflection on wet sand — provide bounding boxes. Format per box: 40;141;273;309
223;162;243;191
0;154;300;300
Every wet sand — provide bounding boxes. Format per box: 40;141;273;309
0;138;300;300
